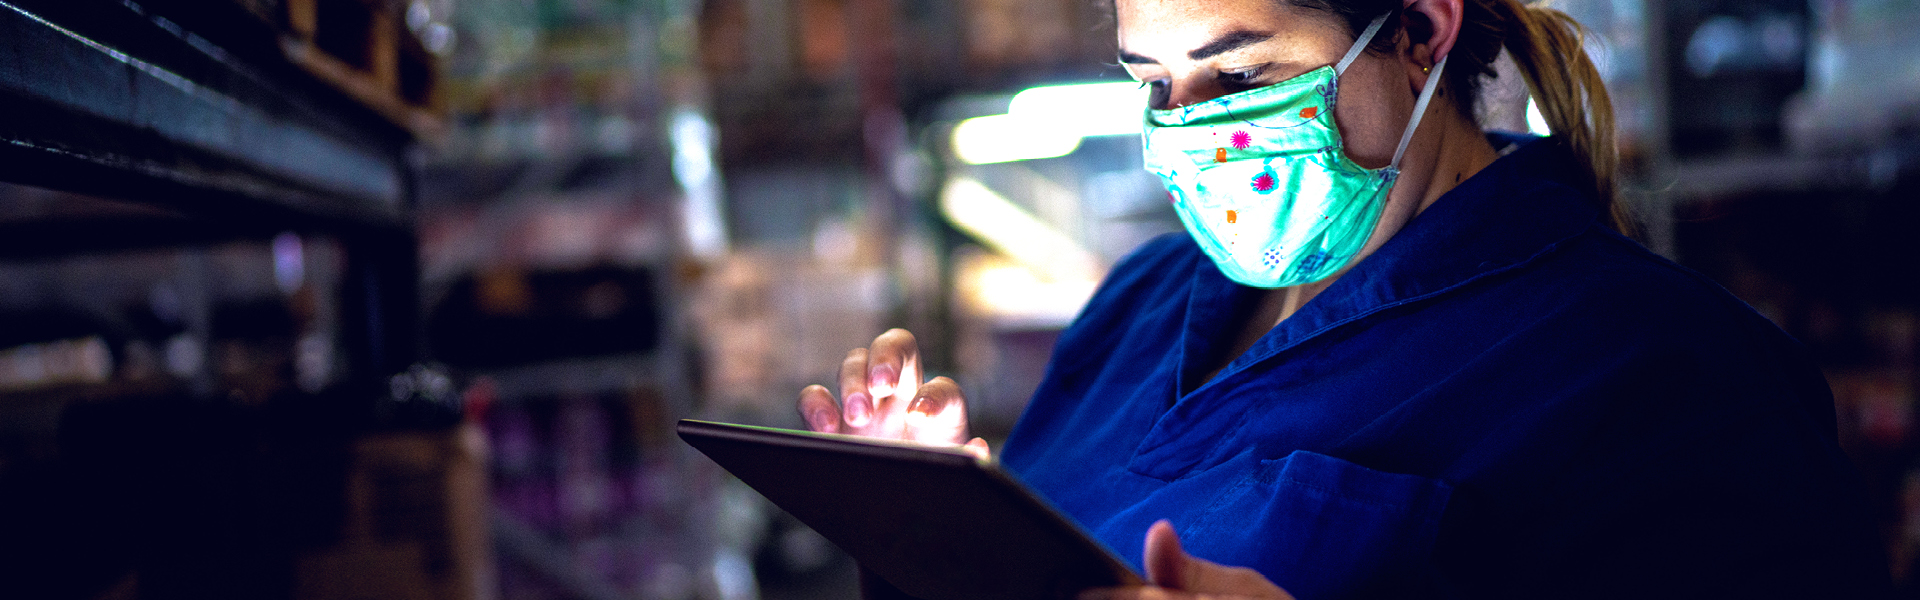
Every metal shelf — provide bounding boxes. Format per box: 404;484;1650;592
0;0;426;391
0;0;411;232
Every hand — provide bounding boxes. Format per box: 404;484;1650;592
797;328;990;458
1078;521;1296;600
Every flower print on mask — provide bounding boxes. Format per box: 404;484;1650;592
1142;14;1449;288
1251;166;1279;194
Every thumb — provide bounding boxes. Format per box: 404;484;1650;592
1141;520;1295;599
1143;519;1192;589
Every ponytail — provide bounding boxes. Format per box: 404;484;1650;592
1480;0;1625;233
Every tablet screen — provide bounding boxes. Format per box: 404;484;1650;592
677;419;1142;600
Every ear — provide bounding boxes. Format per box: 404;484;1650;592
1399;0;1465;91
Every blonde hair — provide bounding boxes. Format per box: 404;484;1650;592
1469;0;1623;232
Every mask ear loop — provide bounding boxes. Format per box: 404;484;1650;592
1335;15;1390;76
1390;55;1448;169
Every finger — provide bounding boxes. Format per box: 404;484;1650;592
797;385;842;433
838;348;874;427
1144;520;1293;599
1076;587;1185;600
866;328;922;403
1144;520;1190;590
905;376;970;446
965;437;991;460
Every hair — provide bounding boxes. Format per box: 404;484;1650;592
1284;0;1626;233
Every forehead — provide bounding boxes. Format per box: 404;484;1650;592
1115;0;1348;62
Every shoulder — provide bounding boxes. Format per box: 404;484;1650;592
1531;225;1788;350
1474;222;1836;426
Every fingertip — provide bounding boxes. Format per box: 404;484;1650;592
843;391;873;426
797;386;838;432
797;384;829;408
1149;519;1177;540
965;437;990;460
868;363;898;398
1144;520;1185;589
914;378;965;415
806;408;837;432
906;394;940;417
867;329;917;398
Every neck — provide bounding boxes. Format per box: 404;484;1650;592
1413;107;1500;213
1266;106;1498;326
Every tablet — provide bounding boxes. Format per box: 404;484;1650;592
677;419;1142;600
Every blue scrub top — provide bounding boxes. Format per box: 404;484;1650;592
1000;134;1891;599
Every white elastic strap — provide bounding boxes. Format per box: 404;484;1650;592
1335;14;1390;75
1390;54;1448;169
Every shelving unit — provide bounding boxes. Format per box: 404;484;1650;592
0;0;420;379
0;0;473;598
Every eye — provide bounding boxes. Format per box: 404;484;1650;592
1217;66;1267;92
1141;79;1171;110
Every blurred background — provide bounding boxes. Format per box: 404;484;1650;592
0;0;1917;598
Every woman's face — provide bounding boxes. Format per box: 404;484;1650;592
1116;0;1416;170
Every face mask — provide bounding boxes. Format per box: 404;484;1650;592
1142;15;1449;288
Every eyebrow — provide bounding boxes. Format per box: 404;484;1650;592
1117;30;1276;65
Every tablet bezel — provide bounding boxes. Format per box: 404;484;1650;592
677;419;1143;600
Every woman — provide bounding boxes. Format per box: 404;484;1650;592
797;0;1891;597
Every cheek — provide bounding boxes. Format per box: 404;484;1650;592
1331;58;1412;170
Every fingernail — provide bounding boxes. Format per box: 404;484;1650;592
868;365;897;397
907;395;937;416
844;392;872;426
808;408;834;431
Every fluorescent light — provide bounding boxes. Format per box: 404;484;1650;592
950;81;1148;165
951;114;1082;164
939;176;1100;282
1007;81;1147;137
670;107;728;258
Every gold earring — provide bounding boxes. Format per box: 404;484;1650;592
1422;65;1431;74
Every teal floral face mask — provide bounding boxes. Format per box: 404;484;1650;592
1142;15;1448;288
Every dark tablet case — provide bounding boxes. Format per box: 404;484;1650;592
677;419;1142;600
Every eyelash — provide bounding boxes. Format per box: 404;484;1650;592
1140;79;1171;109
1217;66;1266;89
1133;67;1268;90
1135;64;1268;109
